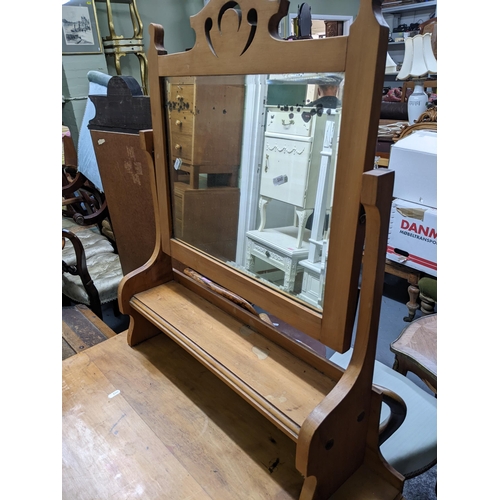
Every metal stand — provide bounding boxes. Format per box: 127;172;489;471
96;0;148;95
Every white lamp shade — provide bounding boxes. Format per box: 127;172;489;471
397;33;437;80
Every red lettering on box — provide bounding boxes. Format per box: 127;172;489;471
400;219;437;239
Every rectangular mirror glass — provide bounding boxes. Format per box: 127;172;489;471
165;72;344;313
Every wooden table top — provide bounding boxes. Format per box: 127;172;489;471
63;332;405;499
62;332;304;499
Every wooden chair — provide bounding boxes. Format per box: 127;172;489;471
390;314;437;396
331;346;437;477
62;115;112;236
116;1;435;497
62;172;109;230
62;221;123;319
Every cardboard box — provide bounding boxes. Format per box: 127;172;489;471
386;199;437;276
389;130;437;208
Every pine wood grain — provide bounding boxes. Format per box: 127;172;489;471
62;333;304;499
62;346;211;499
131;280;337;441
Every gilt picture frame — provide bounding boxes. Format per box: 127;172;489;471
62;0;103;55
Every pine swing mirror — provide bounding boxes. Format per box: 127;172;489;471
119;1;402;497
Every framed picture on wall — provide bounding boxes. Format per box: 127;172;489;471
62;0;102;55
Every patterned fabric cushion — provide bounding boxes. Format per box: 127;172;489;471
62;252;123;305
62;232;114;267
62;218;114;267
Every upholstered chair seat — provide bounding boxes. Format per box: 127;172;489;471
62;218;115;267
62;250;123;306
330;349;437;478
62;221;123;318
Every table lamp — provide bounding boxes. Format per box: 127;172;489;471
397;33;437;124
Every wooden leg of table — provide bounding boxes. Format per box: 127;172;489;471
404;284;420;322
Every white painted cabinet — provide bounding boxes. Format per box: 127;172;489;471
257;106;327;248
245;105;340;296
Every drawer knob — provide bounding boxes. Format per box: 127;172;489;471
265;251;270;258
175;120;182;127
175;144;182;150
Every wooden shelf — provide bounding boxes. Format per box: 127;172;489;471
131;280;338;442
382;1;436;14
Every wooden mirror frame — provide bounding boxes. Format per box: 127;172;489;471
120;0;391;353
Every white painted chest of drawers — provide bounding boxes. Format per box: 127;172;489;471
260;106;326;208
257;106;327;248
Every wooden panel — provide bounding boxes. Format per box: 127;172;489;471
173;182;240;262
63;333;304;499
90;130;156;275
131;281;337;441
169;131;194;163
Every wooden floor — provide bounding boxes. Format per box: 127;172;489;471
62;331;306;499
62;304;117;360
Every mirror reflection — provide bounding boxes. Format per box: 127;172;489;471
165;72;344;311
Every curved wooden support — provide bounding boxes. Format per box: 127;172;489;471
127;307;161;346
71;198;109;227
297;169;400;499
62;171;87;197
149;23;167;56
118;130;173;316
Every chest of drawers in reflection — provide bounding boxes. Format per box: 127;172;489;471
165;76;245;188
165;76;244;262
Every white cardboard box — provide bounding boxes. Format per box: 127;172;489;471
389;130;437;209
386;198;437;277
